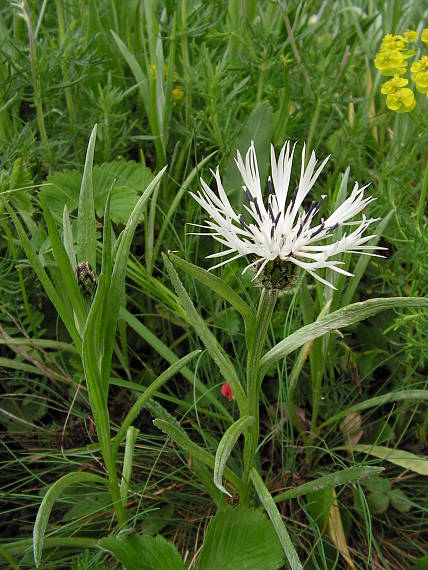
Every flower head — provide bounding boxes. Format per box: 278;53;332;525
385;87;416;111
191;142;383;290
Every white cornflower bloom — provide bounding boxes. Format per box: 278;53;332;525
190;141;384;290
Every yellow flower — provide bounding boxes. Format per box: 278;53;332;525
411;56;428;74
386;87;416;112
375;49;407;75
404;30;418;42
381;75;408;95
172;87;184;101
149;64;156;79
422;28;428;44
381;34;406;51
414;71;428;94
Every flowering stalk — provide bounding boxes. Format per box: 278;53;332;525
242;288;278;505
192;140;383;504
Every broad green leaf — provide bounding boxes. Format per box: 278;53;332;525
77;124;97;269
214;415;254;496
273;466;384;503
33;471;108;567
250;469;302;570
261;297;428;376
169;253;255;339
306;488;335;532
319;390;428;429
389;488;411;513
153;418;242;493
5;203;81;352
99;532;184;570
197;506;284;570
339;445;428;476
42;160;154;224
162;253;247;412
112;350;201;457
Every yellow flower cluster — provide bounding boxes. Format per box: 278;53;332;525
149;64;183;101
375;28;428;112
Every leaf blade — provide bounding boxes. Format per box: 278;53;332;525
261;297;428;376
214;415;254;496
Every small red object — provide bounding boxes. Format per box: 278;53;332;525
221;383;234;400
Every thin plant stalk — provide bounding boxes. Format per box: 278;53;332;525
20;0;52;167
54;0;75;124
242;289;278;505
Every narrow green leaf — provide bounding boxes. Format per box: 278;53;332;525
340;211;393;308
102;166;167;386
33;471;108;567
261;297;428;376
152;151;216;265
214;415;254;496
319;390;428;430
77;125;97;269
40;194;87;334
250;468;302;570
120;426;139;508
120;308;232;420
169;253;255;336
162;253;247;412
153;418;242;493
273;466;384;503
101;180;114;289
62;204;76;272
5;203;81;352
338;445;428;476
112;350;201;457
110;32;148;103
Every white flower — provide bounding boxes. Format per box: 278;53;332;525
190;141;384;289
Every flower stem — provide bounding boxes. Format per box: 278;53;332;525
417;157;428;231
241;288;278;506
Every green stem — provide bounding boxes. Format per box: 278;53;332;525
22;1;53;168
55;0;75;124
180;0;191;131
417;157;428;231
242;289;278;506
95;406;127;527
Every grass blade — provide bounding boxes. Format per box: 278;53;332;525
5;203;81;352
337;445;428;476
319;390;428;430
112;350;201;457
33;471;108;567
273;466;384;503
250;468;303;570
120;308;232;419
153;418;243;493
